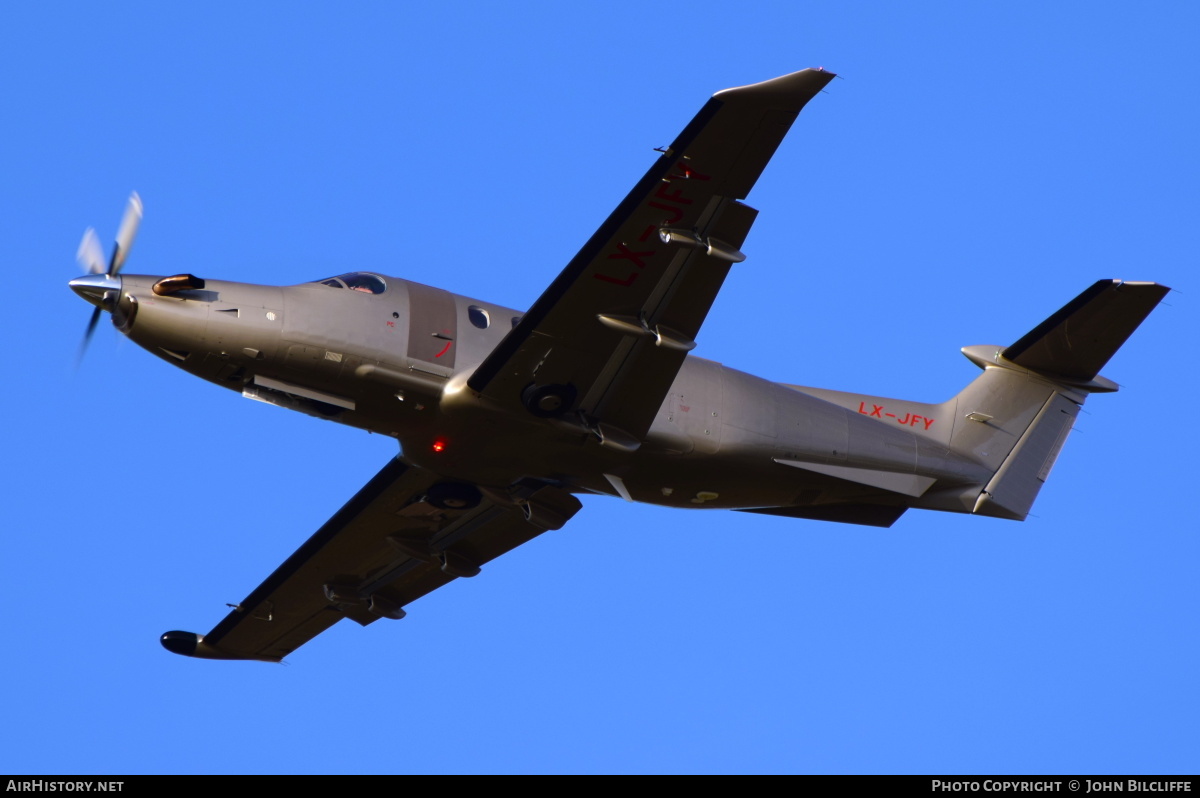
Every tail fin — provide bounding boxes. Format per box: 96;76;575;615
946;280;1169;521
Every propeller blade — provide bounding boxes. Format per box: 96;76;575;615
108;191;143;275
78;306;103;363
75;192;141;365
76;228;106;274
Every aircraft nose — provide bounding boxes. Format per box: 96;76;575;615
69;273;122;309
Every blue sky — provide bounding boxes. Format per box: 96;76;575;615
3;1;1197;775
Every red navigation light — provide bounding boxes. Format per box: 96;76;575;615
432;440;446;453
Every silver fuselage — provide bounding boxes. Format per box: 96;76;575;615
116;273;991;511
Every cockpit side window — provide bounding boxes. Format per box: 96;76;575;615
311;273;387;294
339;273;386;294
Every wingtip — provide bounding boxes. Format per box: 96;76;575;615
161;630;202;657
713;67;837;104
160;630;281;662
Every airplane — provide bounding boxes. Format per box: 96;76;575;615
69;67;1169;663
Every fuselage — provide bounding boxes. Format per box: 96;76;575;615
111;271;992;511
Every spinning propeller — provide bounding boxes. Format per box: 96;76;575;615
71;192;142;358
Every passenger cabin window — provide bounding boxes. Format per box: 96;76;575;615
468;305;490;329
312;273;387;294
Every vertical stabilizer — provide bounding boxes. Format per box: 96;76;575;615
971;391;1079;520
944;367;1061;480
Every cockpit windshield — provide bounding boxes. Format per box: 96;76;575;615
313;272;387;294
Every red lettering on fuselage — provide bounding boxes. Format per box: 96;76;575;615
858;400;936;430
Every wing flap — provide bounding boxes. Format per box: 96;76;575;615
362;504;550;611
583;200;760;439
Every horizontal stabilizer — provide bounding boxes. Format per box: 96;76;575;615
1003;280;1169;382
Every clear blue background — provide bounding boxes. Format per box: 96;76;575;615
2;1;1195;775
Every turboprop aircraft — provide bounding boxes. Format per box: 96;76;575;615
69;68;1168;663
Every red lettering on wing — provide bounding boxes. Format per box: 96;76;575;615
594;271;639;287
608;242;654;269
648;201;685;224
654;183;694;205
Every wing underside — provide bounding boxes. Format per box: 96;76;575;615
161;458;580;662
468;68;836;450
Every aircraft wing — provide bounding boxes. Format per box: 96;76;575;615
467;68;835;450
160;457;581;662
